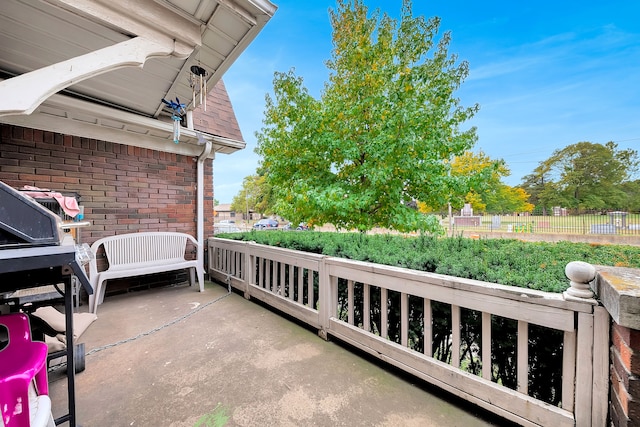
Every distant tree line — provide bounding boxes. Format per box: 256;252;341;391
520;141;639;214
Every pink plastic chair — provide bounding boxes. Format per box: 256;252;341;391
0;313;49;427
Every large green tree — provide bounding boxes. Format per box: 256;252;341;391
255;0;483;232
230;173;274;218
450;151;531;214
522;141;638;211
620;180;640;211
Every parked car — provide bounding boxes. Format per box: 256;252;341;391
219;219;235;224
253;218;279;229
284;222;308;231
214;222;241;235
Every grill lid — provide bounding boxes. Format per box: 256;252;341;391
0;181;60;248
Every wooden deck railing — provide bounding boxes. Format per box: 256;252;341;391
208;237;609;427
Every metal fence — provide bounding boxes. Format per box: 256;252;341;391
448;210;640;236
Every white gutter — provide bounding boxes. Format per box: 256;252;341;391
197;138;213;285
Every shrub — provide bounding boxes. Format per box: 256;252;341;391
224;231;640;293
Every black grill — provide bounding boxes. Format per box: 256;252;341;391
0;180;92;294
0;181;61;248
0;180;92;426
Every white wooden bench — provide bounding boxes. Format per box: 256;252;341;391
88;232;204;314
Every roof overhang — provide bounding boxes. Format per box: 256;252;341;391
0;0;277;157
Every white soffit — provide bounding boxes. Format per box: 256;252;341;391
0;0;276;153
0;90;246;157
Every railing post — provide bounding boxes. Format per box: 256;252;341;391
564;261;604;427
317;256;331;341
564;261;597;301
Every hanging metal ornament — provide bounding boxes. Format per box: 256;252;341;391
190;65;208;111
161;98;186;144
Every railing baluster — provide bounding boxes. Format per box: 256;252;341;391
288;263;294;300
401;292;408;347
331;275;339;317
363;283;370;332
347;280;354;325
297;267;304;304
211;246;216;270
271;260;277;293
245;249;252;296
452;304;460;367
240;251;245;281
307;269;314;308
232;250;236;275
279;261;285;296
381;288;388;339
259;257;265;289
424;298;432;356
482;312;491;380
517;320;528;394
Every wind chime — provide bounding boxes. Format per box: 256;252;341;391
190;65;208;111
161;97;186;144
160;65;207;144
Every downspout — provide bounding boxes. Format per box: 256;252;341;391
190;107;212;288
197;139;212;287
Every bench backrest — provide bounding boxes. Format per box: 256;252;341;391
93;232;195;268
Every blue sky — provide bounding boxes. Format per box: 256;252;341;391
215;0;640;204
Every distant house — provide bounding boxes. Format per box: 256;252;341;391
214;204;235;222
214;204;258;222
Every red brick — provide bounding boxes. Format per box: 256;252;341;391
0;124;209;242
11;127;23;140
613;347;632;390
18;174;51;183
614;327;636;372
612;361;631;414
611;387;630;427
615;324;640;354
51;176;80;185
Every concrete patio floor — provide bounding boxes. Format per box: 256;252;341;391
49;281;512;426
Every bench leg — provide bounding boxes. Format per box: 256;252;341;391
189;267;196;288
189;267;204;292
90;279;107;314
197;266;204;292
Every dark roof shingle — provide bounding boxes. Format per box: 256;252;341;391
192;79;244;142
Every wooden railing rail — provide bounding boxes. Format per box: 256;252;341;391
208;238;610;427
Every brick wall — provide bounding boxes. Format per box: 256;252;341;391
611;322;640;427
0;124;214;244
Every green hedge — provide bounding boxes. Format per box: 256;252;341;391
218;231;640;293
217;230;640;406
